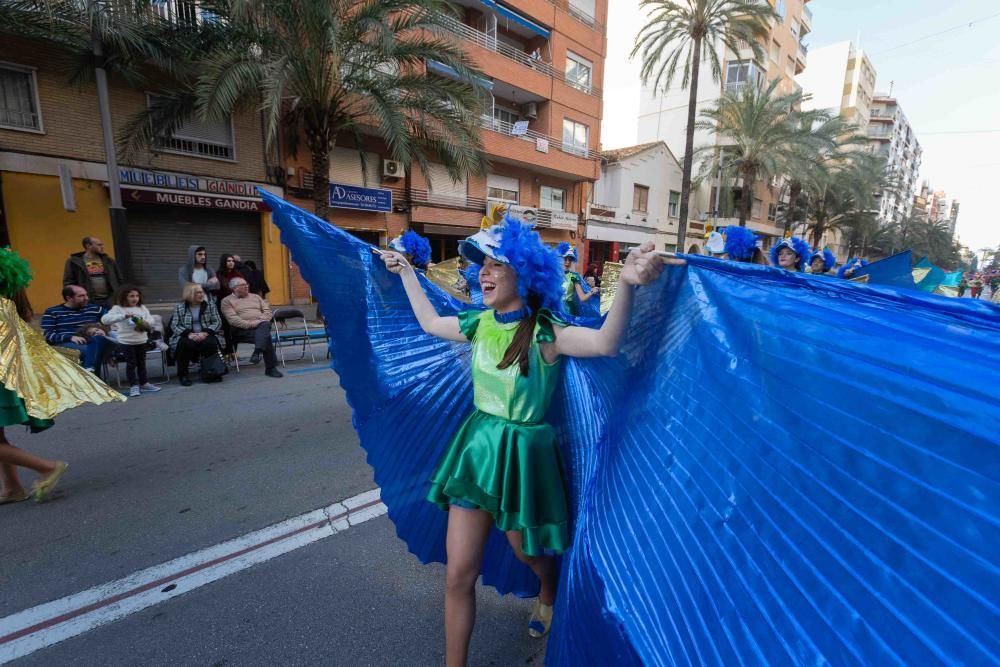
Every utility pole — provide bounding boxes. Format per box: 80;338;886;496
93;36;135;282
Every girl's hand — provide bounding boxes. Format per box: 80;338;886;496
620;242;666;286
380;250;412;276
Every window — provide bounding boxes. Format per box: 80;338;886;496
541;186;565;211
725;61;763;93
775;0;785;19
487;173;519;204
790;19;800;39
562;118;589;156
0;64;42;132
752;197;763;219
565;52;593;93
568;0;596;25
668;190;681;217
768;203;777;221
785;56;795;78
633;185;649;212
428;163;468;204
148;94;234;160
770;41;781;63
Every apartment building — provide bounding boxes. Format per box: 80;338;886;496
869;93;921;226
795;40;876;130
637;0;813;253
282;0;607;300
0;35;288;307
586;142;682;264
913;181;960;236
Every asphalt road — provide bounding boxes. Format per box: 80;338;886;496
1;359;544;666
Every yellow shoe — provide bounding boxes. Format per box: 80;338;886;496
527;599;553;638
32;461;68;503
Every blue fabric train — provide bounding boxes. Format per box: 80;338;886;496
262;191;1000;666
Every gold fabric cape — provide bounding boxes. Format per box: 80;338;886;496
0;297;125;419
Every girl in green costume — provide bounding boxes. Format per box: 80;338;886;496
557;242;598;316
381;217;682;667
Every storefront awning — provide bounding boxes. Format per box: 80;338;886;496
479;0;551;39
426;60;494;91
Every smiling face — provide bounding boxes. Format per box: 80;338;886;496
479;257;521;311
778;247;798;269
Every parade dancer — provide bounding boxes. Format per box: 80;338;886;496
769;236;811;272
388;230;433;271
808;248;837;275
837;257;869;279
381;218;677;667
0;248;123;504
722;226;763;263
556;243;598;317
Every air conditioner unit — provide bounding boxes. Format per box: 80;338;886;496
522;102;538;119
383;159;405;179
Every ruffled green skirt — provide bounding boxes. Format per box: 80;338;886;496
0;382;54;433
427;409;570;557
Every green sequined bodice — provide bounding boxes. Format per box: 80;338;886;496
458;310;561;424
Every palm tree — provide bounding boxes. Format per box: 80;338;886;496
778;116;867;235
0;0;181;279
121;0;488;221
797;152;885;249
693;79;826;226
632;0;773;247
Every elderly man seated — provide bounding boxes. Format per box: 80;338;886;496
220;277;282;378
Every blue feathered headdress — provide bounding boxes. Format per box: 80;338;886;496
810;248;837;273
389;230;432;269
556;242;577;262
836;257;870;279
770;237;811;271
723;226;759;261
460;215;564;314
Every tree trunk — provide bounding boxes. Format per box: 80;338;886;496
738;167;753;227
311;145;331;221
676;36;702;252
785;180;801;235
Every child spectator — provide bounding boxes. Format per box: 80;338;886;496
102;286;161;397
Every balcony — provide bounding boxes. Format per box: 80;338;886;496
479;114;599;161
436;13;601;98
801;3;813;30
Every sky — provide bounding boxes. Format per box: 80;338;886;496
601;0;1000;253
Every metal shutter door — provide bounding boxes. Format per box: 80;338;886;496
127;205;263;304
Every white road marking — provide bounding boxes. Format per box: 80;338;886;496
0;489;386;662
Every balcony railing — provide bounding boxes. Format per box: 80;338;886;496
436;14;601;97
550;0;602;31
479;114;601;161
802;3;813;24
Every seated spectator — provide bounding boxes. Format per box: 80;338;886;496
220;278;283;378
102;286;161;398
41;285;109;373
169;283;224;387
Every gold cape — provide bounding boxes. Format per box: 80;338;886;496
0;297;125;419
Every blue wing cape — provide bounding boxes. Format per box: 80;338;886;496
263;192;1000;666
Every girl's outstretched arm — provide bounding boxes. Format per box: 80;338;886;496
380;250;465;342
575;281;598;302
547;242;683;360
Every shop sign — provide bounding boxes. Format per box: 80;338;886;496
122;188;267;212
505;205;577;231
119;167;262;199
328;182;392;212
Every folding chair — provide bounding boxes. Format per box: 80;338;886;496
270;307;328;366
103;314;171;388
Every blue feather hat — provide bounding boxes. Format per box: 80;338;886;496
770;236;811;271
556;242;578;262
809;248;837;273
723;227;759;261
389;230;432;269
460;215;564;314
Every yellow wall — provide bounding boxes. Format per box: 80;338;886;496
260;211;291;305
3;172;113;309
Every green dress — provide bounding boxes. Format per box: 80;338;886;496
562;272;582;316
0;382;54;433
427;309;571;557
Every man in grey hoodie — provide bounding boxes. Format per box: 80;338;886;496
178;245;220;296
